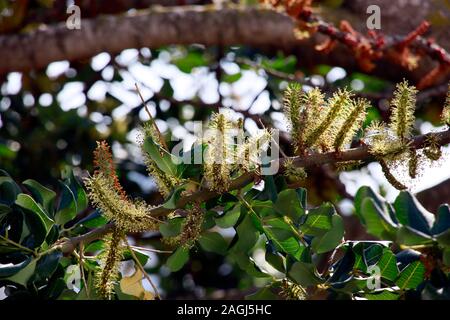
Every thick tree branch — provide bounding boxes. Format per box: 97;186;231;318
1;5;449;86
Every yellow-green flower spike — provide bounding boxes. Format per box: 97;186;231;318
333;98;368;151
305;88;353;151
442;84;450;126
389;80;417;140
85;173;159;233
95;226;125;300
204;113;237;192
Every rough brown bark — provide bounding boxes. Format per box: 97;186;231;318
0;4;448;86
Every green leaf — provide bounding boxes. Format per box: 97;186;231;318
394;192;434;235
6;257;38;286
223;72;242;83
300;203;334;236
0;203;11;220
216;204;241;228
162;185;185;209
288;261;322;286
85;240;104;253
264;217;292;231
62;168;88;214
198;232;227;255
166;247;189;272
376;248;399;282
0;257;33;278
230;251;270;278
311;215;344;254
159;217;184;237
263;227;304;259
274;189;305;224
432;204;450;235
143;137;179;177
0;173;21;205
23;179;56;214
354;186;388;223
55;182;77;225
233;214;259;253
435;229;450;247
173;50;207;73
251;200;276;218
396;226;433;246
443;248;450;267
396;261;425;290
32;251;62;284
76;211;108;228
365;290;399;300
360;198;397;240
15;193;54;234
265;244;285;273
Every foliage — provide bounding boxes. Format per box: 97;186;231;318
1;81;449;299
1;167;449;300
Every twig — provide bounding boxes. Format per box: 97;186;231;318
135;83;168;150
130;245;173;254
0;235;36;255
126;239;161;300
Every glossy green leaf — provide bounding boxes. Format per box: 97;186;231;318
288;261;322;286
251;200;276;218
162;185;185;209
159;217;184;237
76;211;108;228
300;203;334;236
143;137;178;177
435;229;450;247
216;204;241;228
396;261;425;290
394;192;434;235
223;72;242;83
432;204;450;235
198;232;227;255
265;244;285;273
376;248;399;281
360;198;397;240
233;214;259;253
311;215;344;254
166;247;189;272
15;193;54;233
396;226;433;246
6;258;38;286
365;290;399;300
0;173;21;205
274;189;305;223
55;182;77;225
263;227;304;259
23;179;56;214
0;257;33;278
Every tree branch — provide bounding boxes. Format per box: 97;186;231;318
1;5;449;86
147;129;450;217
59;128;450;252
